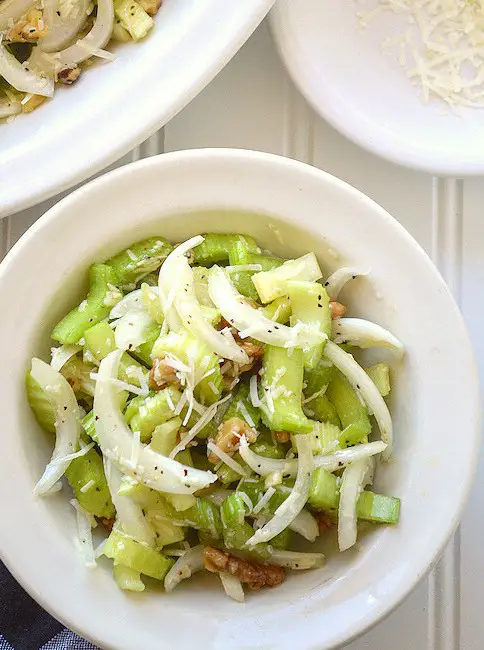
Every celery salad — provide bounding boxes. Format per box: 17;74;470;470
26;233;402;601
0;0;160;119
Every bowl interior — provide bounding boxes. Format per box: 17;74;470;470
0;150;478;650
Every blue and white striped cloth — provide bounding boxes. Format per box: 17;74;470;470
0;563;97;650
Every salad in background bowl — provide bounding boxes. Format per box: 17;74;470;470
0;149;478;650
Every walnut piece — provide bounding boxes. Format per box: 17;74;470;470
208;418;256;463
204;546;285;590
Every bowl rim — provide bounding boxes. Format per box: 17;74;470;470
0;148;480;649
0;1;274;219
269;3;484;177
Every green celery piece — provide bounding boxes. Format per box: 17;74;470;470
260;345;312;433
307;468;400;524
114;0;153;40
250;430;286;459
104;530;173;580
306;393;340;426
302;421;341;455
128;387;182;442
237;479;289;516
304;362;335;396
65;448;114;518
25;372;55;433
216;453;247;486
152;328;222;405
113;565;145;592
150;417;182;456
287;281;331;369
164;493;196;512
105;237;172;289
220;493;270;559
262;296;292;324
223;382;261;428
141;282;164;323
228;239;283;301
192;233;259;265
365;363;391;397
326;370;371;445
52;264;121;344
133;320;161;367
124;392;153;424
83;321;115;361
192;267;215;307
252;253;322;304
82;410;97;442
159;496;222;540
271;526;292;550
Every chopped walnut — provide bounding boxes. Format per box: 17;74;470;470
57;66;81;85
204;546;285;590
208;418;256;463
221;340;264;386
100;517;115;532
150;357;182;391
273;431;290;444
6;9;47;42
316;513;335;533
138;0;162;15
21;94;46;114
329;301;346;320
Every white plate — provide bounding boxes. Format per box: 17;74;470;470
0;0;274;218
270;1;484;175
0;149;479;650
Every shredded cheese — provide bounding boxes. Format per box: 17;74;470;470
206;441;250;477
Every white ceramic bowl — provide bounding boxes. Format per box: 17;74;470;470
270;0;484;175
0;0;274;218
0;149;479;650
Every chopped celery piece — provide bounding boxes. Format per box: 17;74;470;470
250;430;286;459
65;448;114;518
118;353;149;387
220;493;269;559
82;410;97;442
83;321;115;361
141;282;164;324
262;296;292;324
192;233;259;265
216;453;247;486
124;392;153;424
128;387;181;442
308;468;400;524
150;417;182;456
304;362;335;397
113;565;145;592
52;264;121;344
164;493;196;512
252;253;322;304
152;328;222;405
326;370;371;445
106;237;172;289
228;239;283;301
365;363;391;397
287;281;331;369
133;320;161;366
305;393;340;427
271;526;292;551
300;421;341;455
237;479;289;515
192;267;215;307
104;530;173;580
145;498;186;547
260;346;312;434
356;491;400;524
223;382;261;428
60;356;96;397
26;372;55;433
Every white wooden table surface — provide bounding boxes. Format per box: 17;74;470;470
4;20;483;650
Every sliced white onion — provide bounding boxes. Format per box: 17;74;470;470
0;0;35;30
94;350;217;494
338;458;369;552
219;572;245;603
109;288;146;319
208;266;326;349
269;549;325;570
0;101;21;118
239;436;387;478
332;318;404;355
249;374;261;408
158;236;204;332
40;0;90;52
52;440;94;465
247;434;314;546
114;310;154;351
57;0;114;66
324;267;368;299
103;458;155;546
50;344;82;372
70;498;96;568
164;545;205;592
0;45;54;97
289;508;319;542
170;256;248;364
324;341;393;459
31;358;81;496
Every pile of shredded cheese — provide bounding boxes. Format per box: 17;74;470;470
355;0;484;108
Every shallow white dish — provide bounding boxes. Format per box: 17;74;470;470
270;0;484;175
0;149;479;649
0;0;274;218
